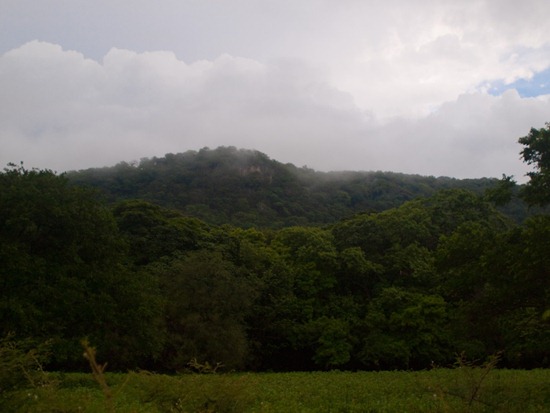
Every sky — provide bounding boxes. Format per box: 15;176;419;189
2;0;550;180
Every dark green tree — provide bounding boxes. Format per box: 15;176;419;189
358;287;451;370
484;174;516;206
435;216;550;367
262;227;355;370
0;164;163;369
112;199;213;265
481;216;550;366
149;250;256;371
519;123;550;206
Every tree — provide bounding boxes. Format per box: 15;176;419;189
480;216;550;367
149;250;256;371
358;288;451;370
435;215;550;367
305;316;353;369
258;227;360;370
518;124;550;206
112;199;213;265
0;164;164;369
271;227;339;301
484;174;516;206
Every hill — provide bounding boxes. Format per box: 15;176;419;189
67;146;532;227
3;157;549;373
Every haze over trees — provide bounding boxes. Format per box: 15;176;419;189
1;125;549;372
67;146;540;227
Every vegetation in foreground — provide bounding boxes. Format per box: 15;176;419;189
2;353;549;413
4;339;547;412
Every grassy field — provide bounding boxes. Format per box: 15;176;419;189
2;367;549;412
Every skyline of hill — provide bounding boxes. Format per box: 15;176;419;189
67;146;535;227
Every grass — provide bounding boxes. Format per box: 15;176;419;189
1;340;548;412
2;368;549;412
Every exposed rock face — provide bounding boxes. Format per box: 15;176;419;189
239;165;273;183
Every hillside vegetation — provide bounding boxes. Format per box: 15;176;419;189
1;125;549;378
67;146;536;227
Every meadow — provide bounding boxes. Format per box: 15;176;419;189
3;367;549;412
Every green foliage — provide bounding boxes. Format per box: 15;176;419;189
435;214;550;367
479;216;550;367
0;165;164;369
426;352;508;412
3;145;550;373
271;227;338;298
484;174;516;206
302;316;353;369
0;335;60;413
335;246;382;296
0;334;50;394
436;221;499;301
519;123;550;206
67;147;538;227
2;369;550;412
112;199;213;265
359;288;452;369
148;250;257;371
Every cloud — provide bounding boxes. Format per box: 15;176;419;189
3;1;550;118
316;0;550;118
0;41;366;171
370;91;550;180
1;41;549;181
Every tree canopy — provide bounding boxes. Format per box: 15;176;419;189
0;164;163;369
519;124;550;206
1;132;549;372
67;146;537;227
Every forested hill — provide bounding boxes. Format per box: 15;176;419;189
2;128;548;374
67;146;530;227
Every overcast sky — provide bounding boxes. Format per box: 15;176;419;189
2;0;550;180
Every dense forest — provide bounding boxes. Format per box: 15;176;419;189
1;126;549;373
66;146;542;227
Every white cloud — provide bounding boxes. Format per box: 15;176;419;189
0;41;366;171
315;0;550;118
1;40;549;181
369;91;550;181
2;1;550;180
